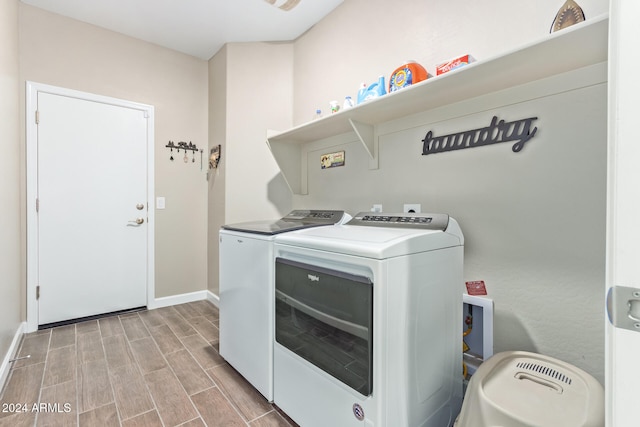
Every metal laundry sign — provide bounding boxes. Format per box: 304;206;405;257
421;115;538;155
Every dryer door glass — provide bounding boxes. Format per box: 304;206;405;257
275;257;373;396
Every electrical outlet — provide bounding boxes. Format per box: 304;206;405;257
403;203;421;213
371;204;383;212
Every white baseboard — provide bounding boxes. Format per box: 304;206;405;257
148;289;220;310
206;290;220;307
148;290;208;309
0;322;26;394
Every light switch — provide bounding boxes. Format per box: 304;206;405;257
156;197;166;209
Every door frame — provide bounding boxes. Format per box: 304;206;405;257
606;1;640;424
25;81;155;332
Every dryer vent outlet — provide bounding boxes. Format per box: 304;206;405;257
463;294;494;378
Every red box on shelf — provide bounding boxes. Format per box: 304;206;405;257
436;54;473;75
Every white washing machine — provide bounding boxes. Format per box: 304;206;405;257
273;212;465;427
219;210;348;401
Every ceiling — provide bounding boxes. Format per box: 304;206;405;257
20;0;344;60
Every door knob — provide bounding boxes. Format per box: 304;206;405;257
136;203;145;210
128;218;144;226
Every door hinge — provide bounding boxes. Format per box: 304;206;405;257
35;110;39;124
36;198;39;212
607;285;640;333
36;285;40;300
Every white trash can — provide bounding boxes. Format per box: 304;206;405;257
455;351;604;427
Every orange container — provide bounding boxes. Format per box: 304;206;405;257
388;61;428;93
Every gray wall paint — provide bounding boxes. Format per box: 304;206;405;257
292;65;607;382
0;0;22;373
275;0;609;384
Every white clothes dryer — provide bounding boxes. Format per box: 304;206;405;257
219;210;348;401
273;212;464;427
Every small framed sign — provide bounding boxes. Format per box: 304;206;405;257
465;280;488;296
321;150;345;169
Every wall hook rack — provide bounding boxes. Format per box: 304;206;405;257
166;140;198;152
166;140;198;163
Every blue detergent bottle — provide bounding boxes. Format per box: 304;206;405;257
357;76;387;104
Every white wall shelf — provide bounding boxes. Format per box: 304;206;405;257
267;14;608;195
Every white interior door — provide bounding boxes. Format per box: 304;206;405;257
606;1;640;425
29;85;154;326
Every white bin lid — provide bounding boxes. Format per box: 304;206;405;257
457;351;604;427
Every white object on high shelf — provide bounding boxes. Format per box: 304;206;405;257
266;14;608;195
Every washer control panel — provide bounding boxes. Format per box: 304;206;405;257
347;212;449;230
283;210;345;223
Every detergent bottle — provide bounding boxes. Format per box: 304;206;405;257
389;60;428;92
357;76;387;104
343;96;355;110
356;82;367;105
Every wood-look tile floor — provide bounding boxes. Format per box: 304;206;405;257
0;301;297;427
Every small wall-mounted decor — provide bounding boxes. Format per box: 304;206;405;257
421;115;538;156
551;0;585;33
209;145;221;170
321;150;345;169
166;140;199;164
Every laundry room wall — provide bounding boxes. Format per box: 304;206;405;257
207;45;227;299
18;4;209;300
0;0;22;377
292;0;609;126
206;41;294;296
220;42;294;225
279;0;610;384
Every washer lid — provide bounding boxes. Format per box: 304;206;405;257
274;218;463;259
221;210;346;235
